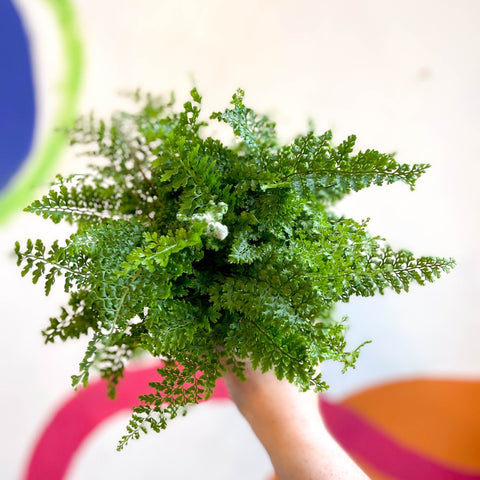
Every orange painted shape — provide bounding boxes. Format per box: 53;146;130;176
340;379;480;471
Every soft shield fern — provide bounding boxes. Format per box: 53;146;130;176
15;88;455;449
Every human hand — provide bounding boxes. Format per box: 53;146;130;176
223;362;370;480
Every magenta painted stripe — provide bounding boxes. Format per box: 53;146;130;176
24;363;480;480
320;397;480;480
24;363;231;480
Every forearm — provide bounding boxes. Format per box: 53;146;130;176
223;366;370;480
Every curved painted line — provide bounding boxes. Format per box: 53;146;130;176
23;363;231;480
320;398;480;480
336;378;480;470
25;362;480;480
0;0;83;225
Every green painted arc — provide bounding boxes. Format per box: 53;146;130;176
0;0;83;225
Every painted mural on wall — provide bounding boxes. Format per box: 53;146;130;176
2;1;479;479
0;0;82;225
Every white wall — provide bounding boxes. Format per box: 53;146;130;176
2;1;479;478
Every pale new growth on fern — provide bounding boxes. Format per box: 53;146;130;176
15;88;455;449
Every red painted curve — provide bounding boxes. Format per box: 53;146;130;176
320;398;480;480
24;363;480;480
24;363;230;480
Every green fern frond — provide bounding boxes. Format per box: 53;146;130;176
14;88;455;448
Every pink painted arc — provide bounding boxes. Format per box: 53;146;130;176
24;363;480;480
24;362;231;480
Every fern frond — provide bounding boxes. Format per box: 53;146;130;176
14;87;454;448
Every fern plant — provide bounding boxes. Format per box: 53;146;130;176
15;88;454;449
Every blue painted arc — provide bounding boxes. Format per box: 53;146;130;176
0;0;36;191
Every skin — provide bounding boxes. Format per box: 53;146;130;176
222;363;370;480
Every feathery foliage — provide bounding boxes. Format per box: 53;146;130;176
15;88;455;449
